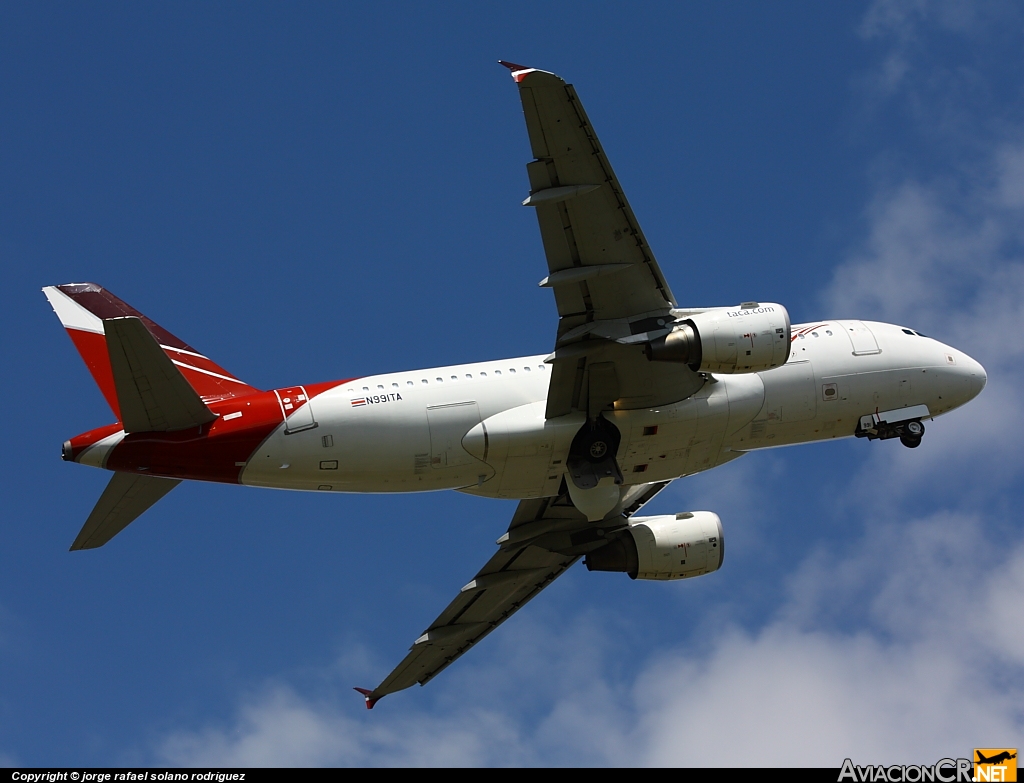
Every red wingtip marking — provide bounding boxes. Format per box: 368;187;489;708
353;687;380;709
498;60;535;82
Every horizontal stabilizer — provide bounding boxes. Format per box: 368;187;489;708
71;472;181;550
105;317;218;433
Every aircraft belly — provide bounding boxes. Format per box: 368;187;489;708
240;391;478;492
611;377;736;479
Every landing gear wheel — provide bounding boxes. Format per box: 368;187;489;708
567;416;624;490
900;420;924;448
904;420;924;438
573;421;615;465
587;439;610;462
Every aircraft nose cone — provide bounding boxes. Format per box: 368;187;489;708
960;352;987;400
937;347;987;411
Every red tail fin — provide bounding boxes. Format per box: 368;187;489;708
43;283;261;418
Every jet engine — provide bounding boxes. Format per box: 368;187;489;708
585;511;724;580
646;303;791;373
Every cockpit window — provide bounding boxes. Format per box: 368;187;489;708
902;328;915;335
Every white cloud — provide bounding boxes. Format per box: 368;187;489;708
822;126;1024;494
157;507;1024;767
159;685;535;767
638;505;1024;765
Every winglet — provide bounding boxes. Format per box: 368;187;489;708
498;60;539;83
353;687;381;710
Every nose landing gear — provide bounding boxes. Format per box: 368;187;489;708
856;412;926;448
900;419;924;448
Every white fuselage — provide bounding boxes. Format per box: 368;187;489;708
239;320;986;497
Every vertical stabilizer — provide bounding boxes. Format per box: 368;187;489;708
43;283;260;419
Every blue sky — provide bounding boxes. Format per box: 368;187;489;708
2;1;1022;766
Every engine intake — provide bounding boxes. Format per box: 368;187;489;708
646;303;791;373
585;511;724;580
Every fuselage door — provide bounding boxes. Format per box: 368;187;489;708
275;386;317;434
838;320;881;355
427;401;481;468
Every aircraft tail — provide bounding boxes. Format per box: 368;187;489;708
70;471;181;550
43;283;261;419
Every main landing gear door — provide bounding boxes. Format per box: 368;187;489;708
276;386;318;434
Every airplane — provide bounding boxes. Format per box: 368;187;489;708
976;751;1017;765
43;62;987;709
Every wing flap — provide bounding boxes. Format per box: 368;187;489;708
105;317;218;433
70;471;181;550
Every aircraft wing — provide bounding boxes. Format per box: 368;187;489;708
357;482;669;707
501;63;703;417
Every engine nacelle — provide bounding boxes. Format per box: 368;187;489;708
585;511;724;580
646;303;791;373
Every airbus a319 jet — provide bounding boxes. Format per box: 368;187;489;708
44;63;987;708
